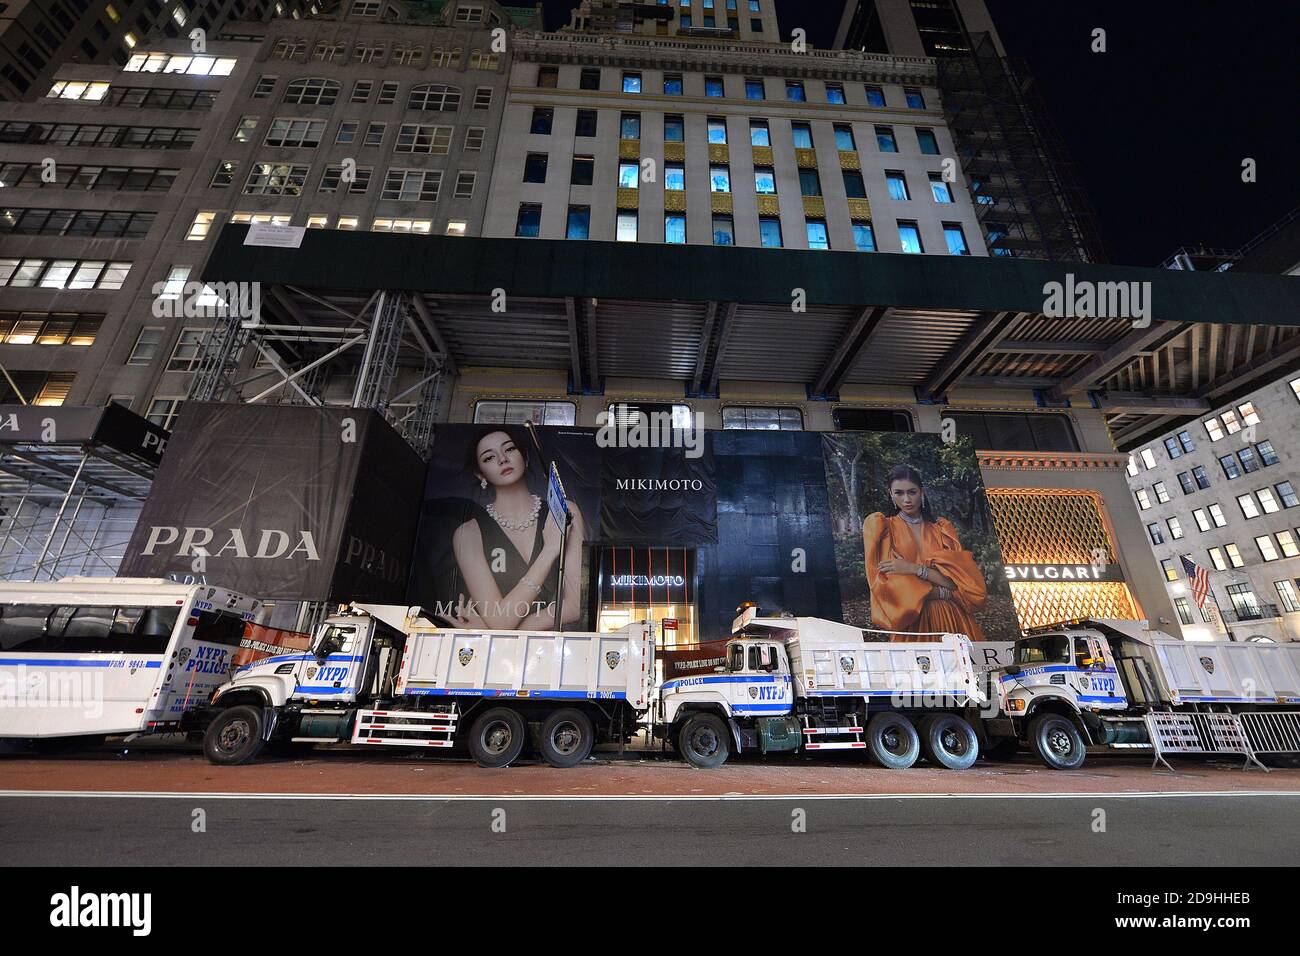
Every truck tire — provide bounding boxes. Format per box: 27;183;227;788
468;707;527;768
865;713;920;770
678;713;730;769
203;706;266;766
539;709;594;768
918;714;979;770
1028;713;1086;770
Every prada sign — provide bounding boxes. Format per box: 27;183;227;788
1003;563;1124;583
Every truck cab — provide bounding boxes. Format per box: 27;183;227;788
660;636;794;727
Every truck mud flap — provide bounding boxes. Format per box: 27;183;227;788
726;718;744;754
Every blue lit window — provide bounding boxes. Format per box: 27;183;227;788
620;113;641;139
665;214;686;244
566;206;590;240
707;117;727;143
875;126;897;152
759;217;782;247
943;223;969;255
710;165;730;192
806;220;829;250
664;115;685;142
745;79;765;100
791;123;813;149
905;87;925;109
663;74;683;95
515;204;541;237
705;76;724;97
713;215;734;246
885;171;909;200
618;162;639;188
622;72;641;93
750;120;770;146
665;163;685;190
853;222;876;252
898;221;923;254
865;85;885;107
833;124;855;150
786;81;805;102
929;174;953;203
754;167;776;193
916;128;939;154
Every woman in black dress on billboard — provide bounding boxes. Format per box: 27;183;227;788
439;427;585;630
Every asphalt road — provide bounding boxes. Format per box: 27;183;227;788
4;792;1297;865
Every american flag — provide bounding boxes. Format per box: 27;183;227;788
1180;555;1211;609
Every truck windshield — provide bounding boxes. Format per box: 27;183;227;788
315;626;355;656
1015;635;1069;665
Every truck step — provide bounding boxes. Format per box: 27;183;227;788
351;708;459;748
802;726;863;735
804;742;867;750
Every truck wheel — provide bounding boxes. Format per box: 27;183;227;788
919;714;979;770
539;709;594;768
203;706;266;766
865;713;920;770
468;708;527;768
1029;713;1086;770
678;714;730;769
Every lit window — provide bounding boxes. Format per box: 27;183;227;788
806;220;829;251
1204;417;1224;441
1238;493;1260;519
904;87;926;109
886;171;909;201
664;214;686;244
852;222;876;252
712;215;734;246
1256;535;1280;562
722;407;803;431
898;221;923;254
943;224;969;256
875;126;897;152
616;211;638;243
446;220;467;236
1135;489;1151;510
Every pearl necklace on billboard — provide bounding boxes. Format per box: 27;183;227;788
486;494;542;531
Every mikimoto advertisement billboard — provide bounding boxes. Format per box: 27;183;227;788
121;403;425;602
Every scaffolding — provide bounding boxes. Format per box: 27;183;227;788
937;33;1107;263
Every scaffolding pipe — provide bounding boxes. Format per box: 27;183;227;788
30;451;88;582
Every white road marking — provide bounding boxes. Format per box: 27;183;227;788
1;789;1298;802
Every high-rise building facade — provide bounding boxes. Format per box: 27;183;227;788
0;0;315;102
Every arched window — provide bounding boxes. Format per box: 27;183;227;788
407;84;461;111
282;78;341;106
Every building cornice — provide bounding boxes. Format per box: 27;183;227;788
512;30;937;85
978;451;1130;472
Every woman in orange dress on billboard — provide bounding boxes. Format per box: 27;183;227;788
862;464;988;642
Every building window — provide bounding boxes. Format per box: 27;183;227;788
1208;547;1228;571
1278;530;1300;558
898;221;923;254
381;168;441;202
1173;597;1194;626
1276;580;1300;614
851;221;876;252
876;126;898;152
264;118;325;148
1153;481;1170;504
453;172;476;198
785;81;805;102
1167;516;1184;540
576;110;597;137
1192;465;1211;489
146;398;183;431
1135;488;1152;510
806;220;829;250
1219;454;1241;480
1204;416;1225;441
473;87;493;109
283;77;339;106
745;78;765;100
930;174;954;203
1147;522;1164;545
834;408;913;432
825;83;846;104
396;124;453;154
408;84;460;111
750;120;771;146
843;170;867;199
791;123;813;149
865;85;886;107
1257;440;1279;466
722;406;803;430
1177;472;1195;495
1192;507;1210;531
1258;488;1281;513
704;75;725;97
707;117;728;144
1225;543;1245;568
515;204;541;238
665;163;685;191
616;211;638;242
916;128;939;154
570;156;594;186
1177;429;1195;452
1238;447;1260;474
834;124;856;151
530;108;553;135
465;128;486;151
620;113;641;139
336;122;359;145
127;327;164;365
622;72;641;94
759;217;782;248
523;153;548;183
618;161;639;189
1276;481;1299;508
1163;436;1183;460
664;214;686;244
709;165;730;192
580;68;601;90
243;163;308;196
1208;503;1227;527
566;206;590;240
799;169;821;197
474;400;575;426
167;327;207;372
712;215;734;246
0;258;130;290
885;171;910;201
1257;535;1281;562
1238;493;1261;519
943;223;969;256
945;412;1078;452
664;114;685;143
663;73;683;95
904;87;926;109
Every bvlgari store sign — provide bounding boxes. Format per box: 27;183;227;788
1003;563;1125;583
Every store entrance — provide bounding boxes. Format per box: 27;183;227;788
597;547;698;662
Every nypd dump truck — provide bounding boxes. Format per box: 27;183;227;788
201;604;655;768
0;577;260;749
988;619;1300;769
659;606;988;770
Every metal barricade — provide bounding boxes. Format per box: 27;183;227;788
1143;711;1267;772
1238;711;1300;759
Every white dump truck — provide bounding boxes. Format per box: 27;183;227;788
659;606;988;770
200;604;655;767
986;618;1300;769
0;577;261;750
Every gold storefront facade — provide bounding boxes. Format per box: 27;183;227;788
987;488;1142;630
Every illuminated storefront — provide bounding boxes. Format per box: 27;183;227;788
597;546;698;647
987;488;1142;629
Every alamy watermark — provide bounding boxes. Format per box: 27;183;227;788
1042;274;1152;328
151;280;261;321
596;403;703;459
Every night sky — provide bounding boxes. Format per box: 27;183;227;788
537;1;1300;266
